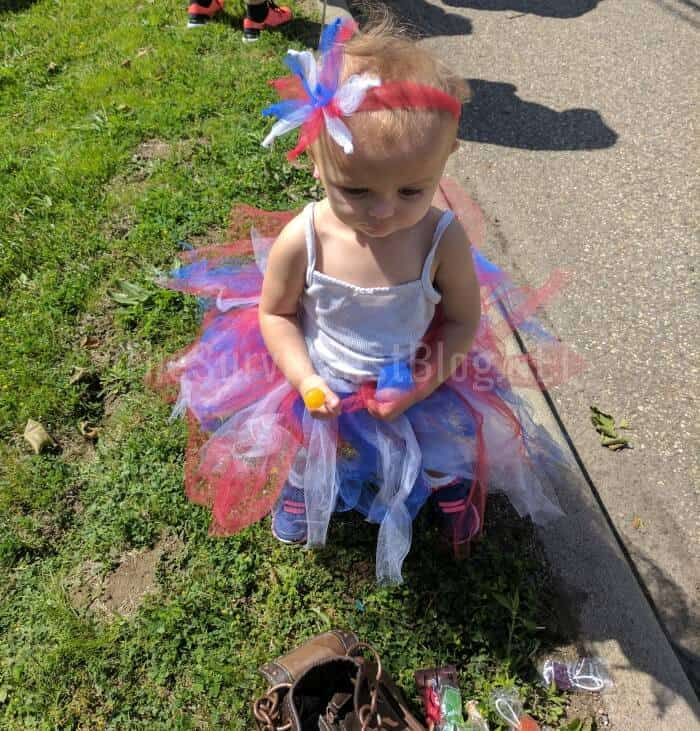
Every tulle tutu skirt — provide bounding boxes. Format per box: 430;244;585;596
149;181;581;583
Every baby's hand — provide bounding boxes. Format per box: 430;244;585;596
366;390;420;421
300;374;342;420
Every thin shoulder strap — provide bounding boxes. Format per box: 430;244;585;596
303;202;317;288
421;209;455;302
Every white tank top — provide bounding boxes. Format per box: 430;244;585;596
300;202;455;382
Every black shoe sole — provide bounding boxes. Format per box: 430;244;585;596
187;14;211;27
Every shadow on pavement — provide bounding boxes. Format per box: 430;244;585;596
459;79;618;150
650;0;700;29
632;548;700;692
351;0;473;38
441;0;603;19
537;456;700;713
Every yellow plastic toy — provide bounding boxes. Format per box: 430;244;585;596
303;387;325;410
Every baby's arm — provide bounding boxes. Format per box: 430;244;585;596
424;217;481;386
258;214;341;418
369;218;481;420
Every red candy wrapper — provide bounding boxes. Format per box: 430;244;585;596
415;666;472;729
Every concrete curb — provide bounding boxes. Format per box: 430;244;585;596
300;1;699;727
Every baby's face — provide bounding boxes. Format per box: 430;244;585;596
315;117;457;239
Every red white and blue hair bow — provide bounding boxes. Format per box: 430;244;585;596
262;18;461;160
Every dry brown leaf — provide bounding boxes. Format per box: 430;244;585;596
23;419;56;454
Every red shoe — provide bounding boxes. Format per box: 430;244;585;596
187;0;223;27
243;1;293;43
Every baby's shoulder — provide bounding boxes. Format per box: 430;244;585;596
273;209;308;254
424;206;467;245
266;209;310;278
428;207;471;267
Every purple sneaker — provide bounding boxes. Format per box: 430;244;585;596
272;483;307;544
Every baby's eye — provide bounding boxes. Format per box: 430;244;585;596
399;188;423;197
341;187;369;197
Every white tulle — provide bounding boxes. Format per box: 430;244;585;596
215;293;259;312
262;61;382;154
323;114;355;154
303;414;339;548
169;378;191;422
373;416;421;584
262;105;314;149
289;50;318;94
251;228;272;274
334;74;381;114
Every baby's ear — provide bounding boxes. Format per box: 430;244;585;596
312;163;321;179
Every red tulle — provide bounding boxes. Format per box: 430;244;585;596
270;75;306;101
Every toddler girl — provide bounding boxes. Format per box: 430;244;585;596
153;18;571;583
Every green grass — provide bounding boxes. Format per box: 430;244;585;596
0;0;579;727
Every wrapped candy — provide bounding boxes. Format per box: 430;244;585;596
415;666;489;731
540;657;613;693
490;688;539;730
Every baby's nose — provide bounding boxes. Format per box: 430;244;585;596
369;197;395;219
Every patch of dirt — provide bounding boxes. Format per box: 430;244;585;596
539;687;609;730
102;137;209;241
133;139;173;162
564;692;611;729
129;137;210;180
127;140;172;183
69;534;184;619
187;226;228;249
102;208;135;241
76;294;150;377
55;425;98;462
133;137;209;163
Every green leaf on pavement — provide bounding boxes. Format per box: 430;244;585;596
590;406;632;450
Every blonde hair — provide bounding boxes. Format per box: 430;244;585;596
311;11;470;166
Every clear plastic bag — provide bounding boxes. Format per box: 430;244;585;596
464;700;490;730
490;688;540;730
540;657;613;693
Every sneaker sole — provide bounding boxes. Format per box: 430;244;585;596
271;524;306;544
242;33;260;42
